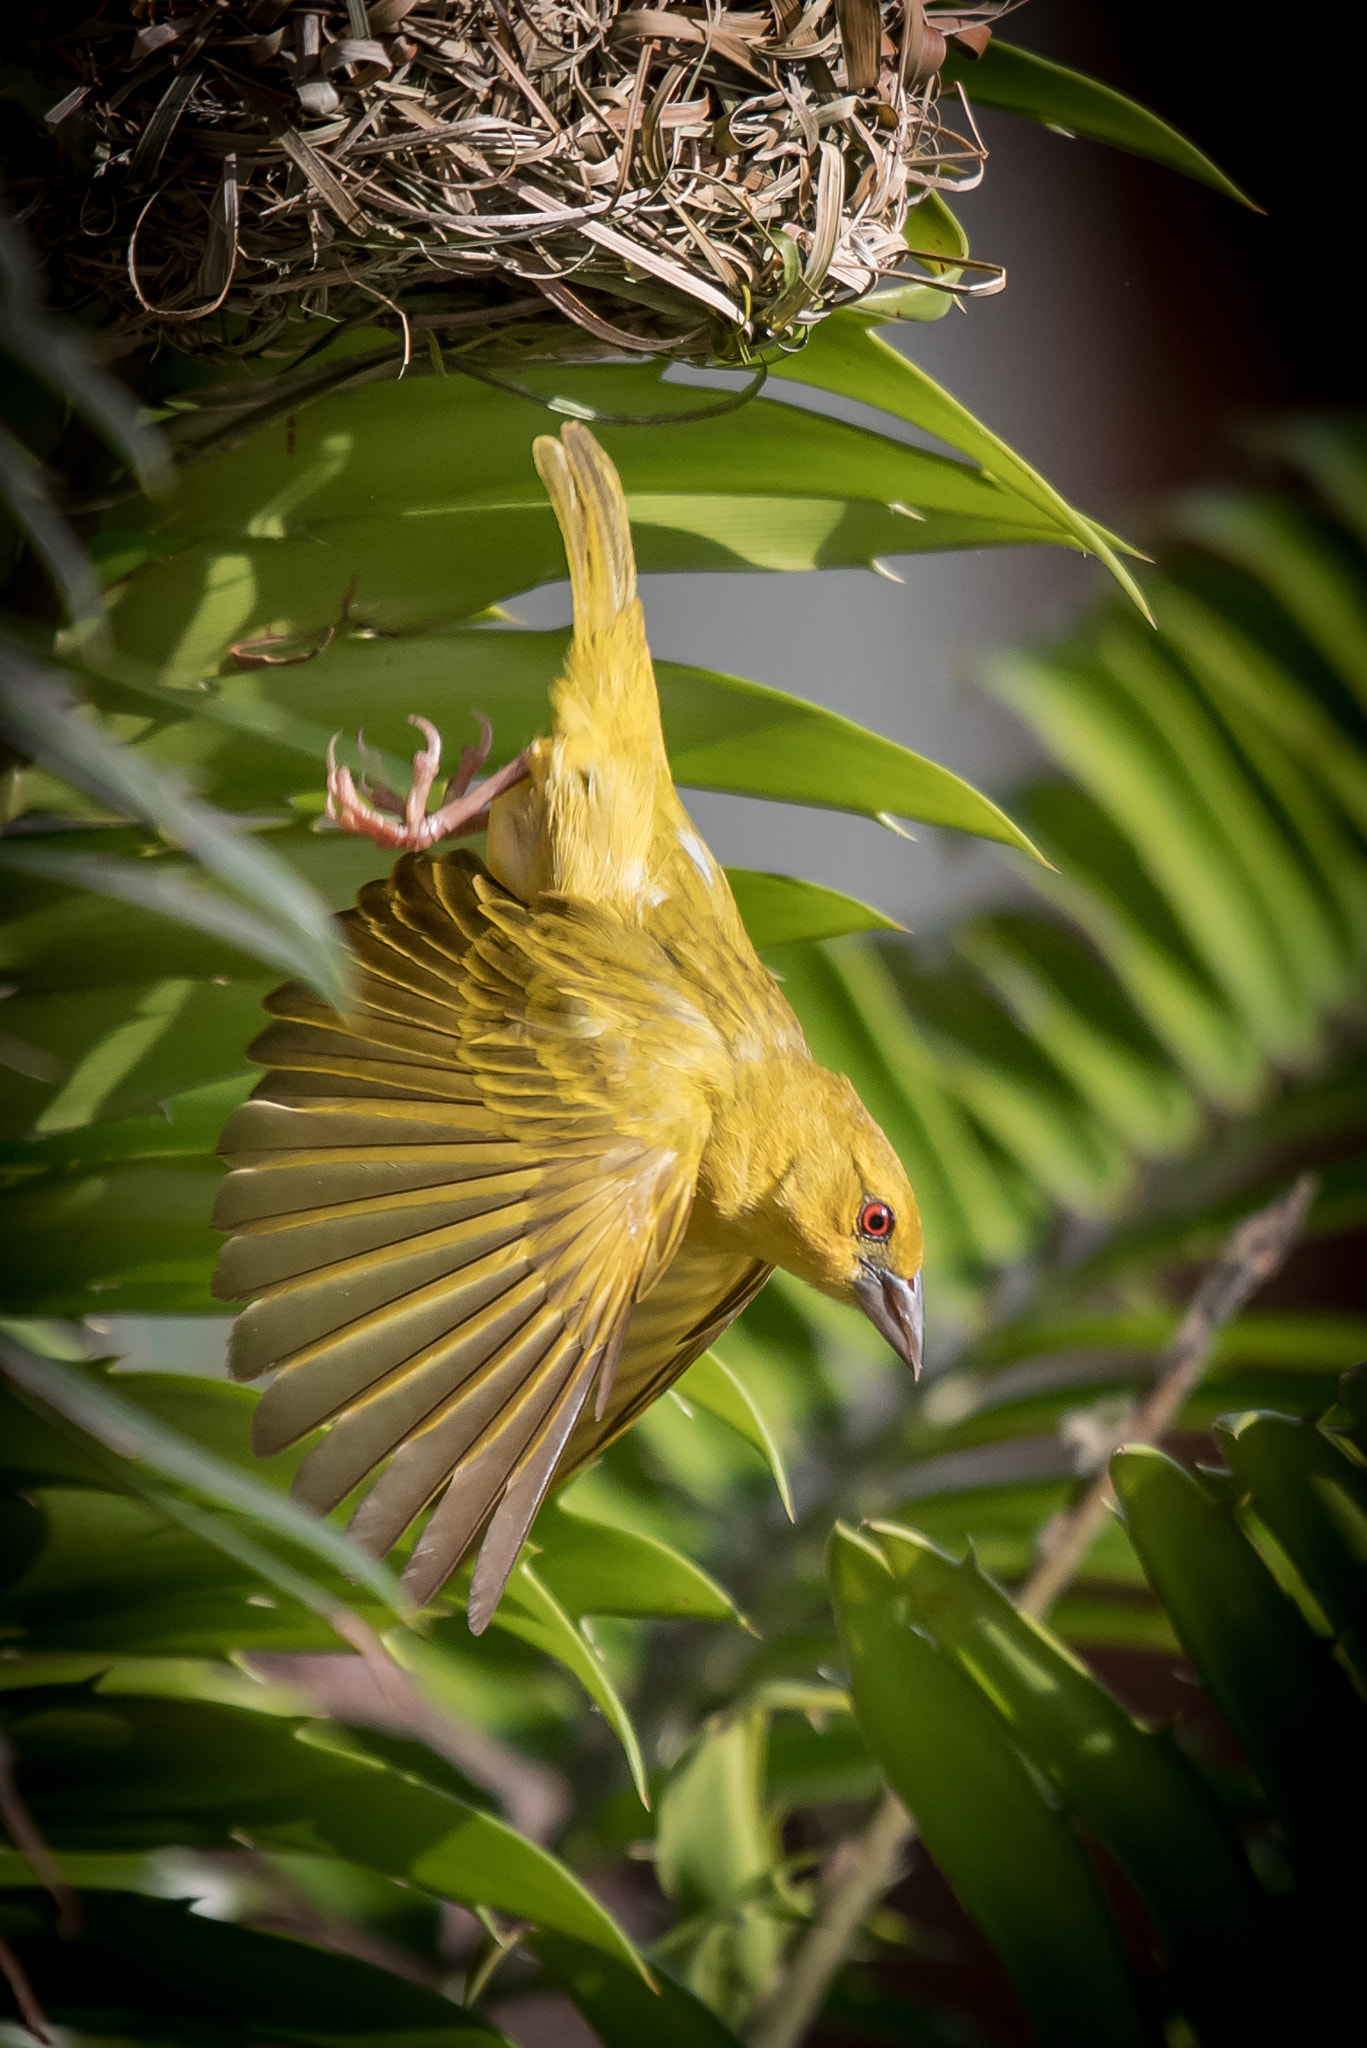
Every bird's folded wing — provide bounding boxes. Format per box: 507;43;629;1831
213;851;723;1627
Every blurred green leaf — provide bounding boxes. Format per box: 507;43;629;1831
1175;492;1367;711
478;1564;648;1804
1215;1409;1367;1685
1015;781;1263;1109
764;1695;879;1808
1149;573;1367;844
534;1935;748;2048
0;1341;405;1618
955;913;1199;1157
1111;1445;1367;1868
882;951;1134;1215
0;1358;667;1762
870;1521;1267;2037
101;364;1101;687
773;316;1148;610
0;214;165;632
0;427;102;624
0;978;266;1139
1332;1363;1367;1464
885;1470;1153;1607
1168;651;1367;975
656;1710;788;2031
0;652;347;1006
989;646;1317;1063
828;1523;1146;2047
0;216;167;497
393;1590;650;1805
0;1363;685;1762
728;869;902;948
0;1076;247;1315
6;1364;290;1493
0;1490;44;1594
0;1151;223;1314
675;1350;794;1521
1045;1594;1180;1652
98;626;1040;853
1;1683;643;1967
961;1309;1367;1382
0;1485;342;1657
532;1496;744;1626
1254;416;1367;551
0;827;386;991
0;1887;509;2047
940;41;1254;204
0;839;345;995
1095;615;1352;1010
0;1376;120;1493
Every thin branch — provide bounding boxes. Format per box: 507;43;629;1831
0;1932;50;2044
0;1735;80;1939
749;1173;1317;2048
1021;1171;1317;1617
749;1790;910;2048
0;1731;73;2041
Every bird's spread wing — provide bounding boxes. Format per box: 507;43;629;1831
212;851;725;1627
558;1235;773;1476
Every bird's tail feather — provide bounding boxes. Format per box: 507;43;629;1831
533;422;637;638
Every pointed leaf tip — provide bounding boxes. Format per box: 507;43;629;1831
680;1350;795;1520
943;42;1259;210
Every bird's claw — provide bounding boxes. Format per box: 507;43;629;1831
351;728;406;817
445;710;494;803
325;712;530;851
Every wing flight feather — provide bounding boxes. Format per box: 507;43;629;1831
213;850;727;1625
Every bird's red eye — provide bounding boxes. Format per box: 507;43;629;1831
858;1200;894;1240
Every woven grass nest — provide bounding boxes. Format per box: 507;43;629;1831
31;0;1006;364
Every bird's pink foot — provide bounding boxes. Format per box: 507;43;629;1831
326;713;530;850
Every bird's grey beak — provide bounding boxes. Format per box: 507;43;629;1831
855;1267;924;1378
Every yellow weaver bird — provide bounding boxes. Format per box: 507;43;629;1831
213;424;923;1631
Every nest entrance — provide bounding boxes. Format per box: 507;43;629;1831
28;0;1008;364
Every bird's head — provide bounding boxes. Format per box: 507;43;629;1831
742;1066;925;1377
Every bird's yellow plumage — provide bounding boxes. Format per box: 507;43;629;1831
213;424;923;1630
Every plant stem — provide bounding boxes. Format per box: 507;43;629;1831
0;1933;50;2044
0;1733;80;1939
1021;1171;1316;1617
749;1791;911;2048
748;1171;1318;2048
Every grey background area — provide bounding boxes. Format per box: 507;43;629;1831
513;9;1272;935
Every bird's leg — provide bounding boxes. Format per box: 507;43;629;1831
326;713;531;851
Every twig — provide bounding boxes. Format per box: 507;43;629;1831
749;1172;1317;2048
0;1735;80;1939
0;1730;77;2042
0;1933;49;2044
1020;1171;1317;1617
749;1790;911;2048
